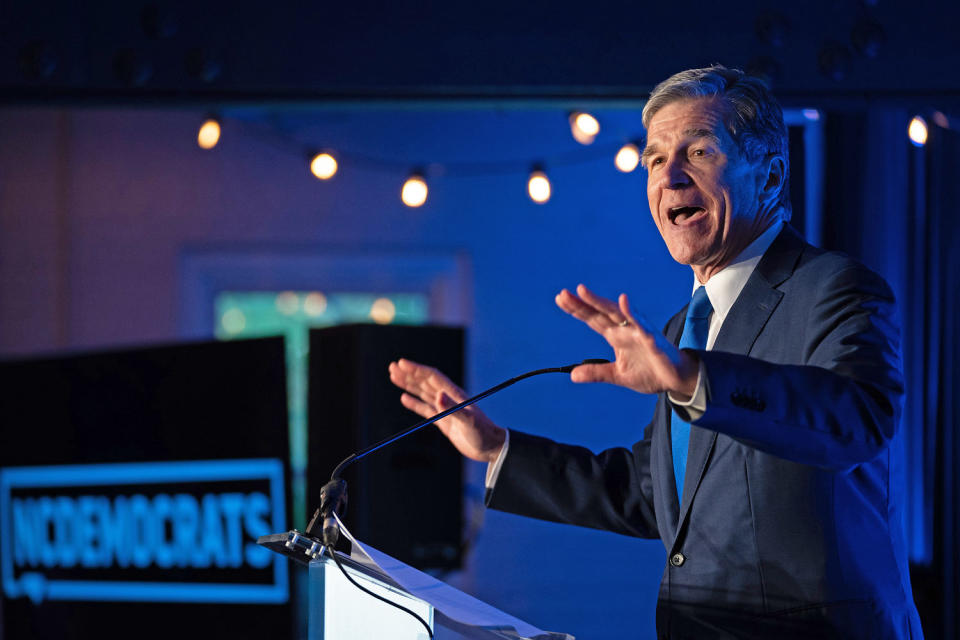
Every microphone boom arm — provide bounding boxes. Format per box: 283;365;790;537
305;358;608;543
329;359;607;480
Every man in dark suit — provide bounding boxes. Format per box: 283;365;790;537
389;65;922;639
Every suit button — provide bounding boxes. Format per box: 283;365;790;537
670;552;686;567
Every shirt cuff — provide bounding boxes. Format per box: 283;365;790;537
484;429;510;489
667;360;708;421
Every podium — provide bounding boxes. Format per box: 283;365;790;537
309;554;433;640
259;529;574;640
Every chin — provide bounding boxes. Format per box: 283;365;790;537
664;236;703;261
667;247;699;266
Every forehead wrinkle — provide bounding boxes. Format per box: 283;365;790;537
683;127;721;144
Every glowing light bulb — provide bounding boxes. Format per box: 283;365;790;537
197;118;221;149
310;152;338;180
370;297;396;324
528;169;551;204
401;174;428;207
908;116;928;147
221;308;246;334
304;292;328;317
275;291;299;315
570;111;600;145
615;143;641;172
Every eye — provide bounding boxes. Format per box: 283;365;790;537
691;148;706;157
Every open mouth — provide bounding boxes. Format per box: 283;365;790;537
668;206;706;224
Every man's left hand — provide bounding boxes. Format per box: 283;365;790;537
555;284;699;399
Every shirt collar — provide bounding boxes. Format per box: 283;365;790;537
692;220;784;325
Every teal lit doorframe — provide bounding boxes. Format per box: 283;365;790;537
179;249;473;528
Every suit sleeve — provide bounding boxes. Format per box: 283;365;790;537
690;263;904;471
485;420;660;539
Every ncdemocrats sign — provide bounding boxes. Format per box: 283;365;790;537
0;459;288;605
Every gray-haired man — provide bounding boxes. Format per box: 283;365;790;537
391;66;922;639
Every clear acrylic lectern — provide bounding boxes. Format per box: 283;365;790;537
258;528;574;640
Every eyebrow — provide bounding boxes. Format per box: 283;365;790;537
641;128;723;165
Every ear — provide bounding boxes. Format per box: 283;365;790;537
758;154;785;206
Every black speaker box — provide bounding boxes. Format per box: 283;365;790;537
307;324;464;570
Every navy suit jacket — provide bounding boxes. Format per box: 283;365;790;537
487;226;923;639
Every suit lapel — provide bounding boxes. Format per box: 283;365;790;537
713;225;804;353
673;225;806;534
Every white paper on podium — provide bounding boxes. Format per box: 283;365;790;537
334;513;574;640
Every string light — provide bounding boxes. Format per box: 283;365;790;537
275;291;299;315
310;152;338;179
569;111;600;145
304;292;328;316
220;308;246;334
370;297;396;324
527;166;551;204
908;116;928;147
197;117;221;149
197;113;658;206
615;143;641;173
401;172;428;207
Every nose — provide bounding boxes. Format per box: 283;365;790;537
662;155;692;189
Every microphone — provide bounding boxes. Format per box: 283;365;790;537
304;358;609;543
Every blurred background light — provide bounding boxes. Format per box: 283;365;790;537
197;118;221;149
275;291;300;315
220;308;246;334
310;152;338;180
569;111;600;145
401;173;428;207
909;116;928;147
615;143;641;173
303;292;328;317
369;297;396;324
527;167;551;203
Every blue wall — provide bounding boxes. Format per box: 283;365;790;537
0;104;691;637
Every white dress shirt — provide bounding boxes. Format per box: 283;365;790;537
487;220;786;488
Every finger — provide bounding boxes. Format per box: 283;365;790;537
389;364;427;396
391;359;429;387
396;358;435;381
557;288;618;333
618;293;644;330
400;392;439;418
555;288;592;314
577;284;622;317
399;358;461;395
618;293;635;323
578;284;632;327
395;359;466;403
424;372;466;405
569;361;617;384
617;294;662;336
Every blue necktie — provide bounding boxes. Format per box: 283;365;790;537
672;286;713;501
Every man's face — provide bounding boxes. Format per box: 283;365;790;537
642;97;771;281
